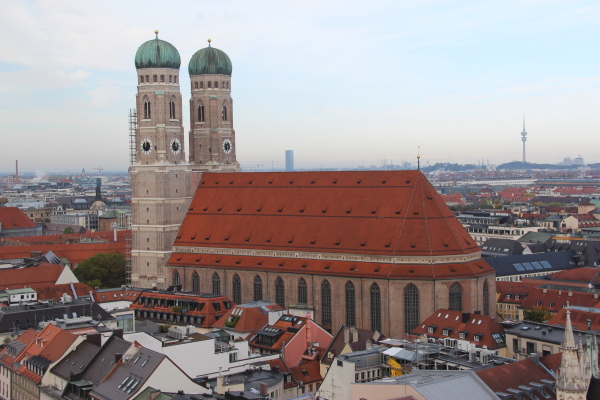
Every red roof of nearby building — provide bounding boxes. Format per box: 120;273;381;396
173;171;480;258
0;242;126;265
0;207;37;229
250;315;310;352
0;329;38;371
476;359;556;400
520;286;600;313
289;358;322;385
496;282;534;306
27;282;95;302
212;302;282;333
94;289;139;303
411;309;506;349
547;307;600;331
548;267;600;284
539;353;562;375
0;262;66;286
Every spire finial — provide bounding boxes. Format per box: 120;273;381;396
208;38;212;47
155;30;159;39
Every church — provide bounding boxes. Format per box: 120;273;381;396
130;33;496;337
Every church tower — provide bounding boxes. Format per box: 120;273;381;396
130;32;192;289
188;39;240;173
556;305;592;400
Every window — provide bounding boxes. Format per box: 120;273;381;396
254;275;263;301
139;76;143;84
222;104;228;121
459;332;466;339
483;280;489;316
145;75;149;82
169;98;176;119
474;335;480;342
275;277;285;308
153;75;157;82
321;280;332;327
169;75;172;82
143;97;151;119
449;283;462;311
526;342;535;355
195;82;198;89
370;283;381;333
214;81;218;88
174;76;177;83
404;283;419;333
160;75;164;82
208;81;212;88
212;273;221;295
200;81;204;88
192;272;200;293
172;270;180;286
197;103;205;122
298;278;307;304
233;274;242;304
345;281;356;326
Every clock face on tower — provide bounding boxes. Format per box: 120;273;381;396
170;138;181;154
141;139;152;154
222;139;232;154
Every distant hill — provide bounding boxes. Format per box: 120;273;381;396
497;161;582;170
422;163;479;173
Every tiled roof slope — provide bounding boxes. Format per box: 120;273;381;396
476;359;556;400
212;301;281;333
547;307;600;331
0;262;65;285
0;207;37;229
173;171;480;257
0;242;126;265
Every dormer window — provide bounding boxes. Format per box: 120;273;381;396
506;294;511;300
443;329;450;336
474;334;481;342
515;295;520;300
536;301;542;306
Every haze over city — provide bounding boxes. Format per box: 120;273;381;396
1;0;599;173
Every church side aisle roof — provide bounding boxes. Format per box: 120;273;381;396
172;171;480;258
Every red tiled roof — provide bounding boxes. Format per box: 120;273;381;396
411;309;505;349
476;359;555;400
289;358;322;385
250;315;309;352
0;262;66;286
539;353;562;375
168;253;494;280
0;329;38;371
25;282;95;301
520;286;600;313
173;171;480;258
212;302;281;333
547;307;600;331
94;289;139;303
0;241;126;265
496;281;535;306
548;267;600;284
0;207;37;229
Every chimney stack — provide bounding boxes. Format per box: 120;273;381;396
15;160;19;184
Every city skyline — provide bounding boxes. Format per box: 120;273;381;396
1;1;599;173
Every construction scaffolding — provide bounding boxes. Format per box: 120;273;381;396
125;232;132;285
129;109;137;165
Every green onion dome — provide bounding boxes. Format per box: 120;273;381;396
135;31;181;69
188;39;232;76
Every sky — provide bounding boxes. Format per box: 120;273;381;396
1;0;599;173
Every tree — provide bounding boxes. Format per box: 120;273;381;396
63;227;75;234
523;307;552;323
74;252;127;289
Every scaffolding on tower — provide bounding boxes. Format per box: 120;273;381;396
125;231;132;285
129;109;137;165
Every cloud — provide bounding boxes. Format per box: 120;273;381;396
0;68;90;94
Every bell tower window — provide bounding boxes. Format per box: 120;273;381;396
214;81;218;88
194;82;198;89
143;97;151;119
169;98;176;119
198;103;205;122
160;75;164;82
169;75;172;83
200;81;204;89
208;81;211;88
145;75;149;82
139;76;143;84
174;76;177;83
153;75;157;82
222;105;227;121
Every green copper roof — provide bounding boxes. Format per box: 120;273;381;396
135;33;181;70
188;41;232;76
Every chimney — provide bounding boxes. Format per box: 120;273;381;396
343;326;350;343
15;160;19;184
529;353;540;365
115;353;122;364
543;288;547;294
462;312;470;324
87;333;102;347
113;328;123;339
352;327;359;342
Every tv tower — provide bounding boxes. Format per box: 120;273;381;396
521;114;527;163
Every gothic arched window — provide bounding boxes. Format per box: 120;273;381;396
370;283;381;333
298;278;307;304
212;272;221;295
143;97;151;119
174;76;177;83
169;75;172;83
214;81;218;88
145;75;149;82
404;283;419;333
194;82;198;89
232;274;241;304
345;281;356;326
254;275;263;301
208;81;211;88
449;283;462;312
200;81;204;89
172;270;180;286
275;277;285;308
160;75;164;82
153;75;157;82
169;98;176;119
321;280;331;327
483;280;489;316
222;104;228;121
139;76;143;84
198;103;205;122
191;272;200;293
